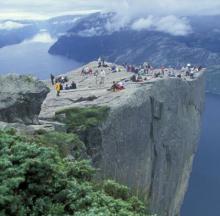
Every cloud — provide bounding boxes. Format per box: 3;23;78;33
131;17;154;31
155;16;192;36
131;15;192;36
0;21;28;30
106;0;220;16
1;0;220;21
27;31;56;43
78;27;102;37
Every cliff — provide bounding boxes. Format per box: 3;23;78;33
0;74;49;124
40;62;205;216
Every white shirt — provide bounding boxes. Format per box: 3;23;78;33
100;70;106;78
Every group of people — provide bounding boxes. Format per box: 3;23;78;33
51;74;77;96
52;59;203;96
123;62;153;74
98;56;107;68
182;64;203;79
124;62;202;81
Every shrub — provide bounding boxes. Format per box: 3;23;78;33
0;130;150;216
34;131;86;159
103;180;130;201
55;106;110;132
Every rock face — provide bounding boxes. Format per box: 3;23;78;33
0;75;49;124
39;62;205;216
96;75;205;216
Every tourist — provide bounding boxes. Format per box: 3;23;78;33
110;81;118;92
100;69;106;86
70;81;77;89
131;74;137;82
98;57;102;67
61;76;66;83
117;81;125;90
94;69;99;85
190;68;195;79
137;74;143;82
85;67;90;75
110;81;125;92
55;82;61;96
50;73;55;85
102;57;105;67
161;67;165;76
64;83;69;90
111;65;117;73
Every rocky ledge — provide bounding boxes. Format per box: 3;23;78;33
39;62;205;216
0;74;49;124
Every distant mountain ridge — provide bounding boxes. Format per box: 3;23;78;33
0;15;83;48
49;13;220;67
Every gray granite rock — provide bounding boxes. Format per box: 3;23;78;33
95;73;205;216
0;74;49;124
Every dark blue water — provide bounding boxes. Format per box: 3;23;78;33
182;93;220;215
0;32;81;79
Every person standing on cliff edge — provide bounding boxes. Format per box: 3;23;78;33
55;82;61;96
50;74;55;85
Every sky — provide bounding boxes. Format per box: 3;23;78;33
1;0;220;36
1;0;220;20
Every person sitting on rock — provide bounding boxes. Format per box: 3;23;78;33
110;81;118;92
111;65;116;73
117;81;125;90
131;74;138;82
88;67;93;75
55;81;61;96
110;81;125;92
61;76;66;83
64;83;69;90
137;74;143;82
70;81;77;89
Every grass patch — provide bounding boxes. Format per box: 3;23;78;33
55;106;110;133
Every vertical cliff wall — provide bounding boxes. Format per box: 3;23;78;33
91;73;205;216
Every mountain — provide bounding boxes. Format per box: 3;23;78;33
36;15;83;37
49;13;220;67
0;15;83;48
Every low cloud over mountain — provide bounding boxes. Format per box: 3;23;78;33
0;21;28;30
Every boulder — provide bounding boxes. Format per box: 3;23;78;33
0;74;49;124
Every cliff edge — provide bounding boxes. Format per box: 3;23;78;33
0;74;49;124
40;62;205;216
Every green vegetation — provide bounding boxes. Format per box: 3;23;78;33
0;129;150;216
33;131;86;159
55;106;110;132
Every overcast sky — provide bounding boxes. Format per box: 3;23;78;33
1;0;220;20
